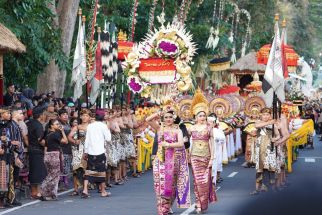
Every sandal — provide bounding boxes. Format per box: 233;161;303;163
132;173;140;178
69;191;79;196
81;192;90;199
101;192;111;197
250;190;260;195
114;181;124;185
30;195;42;200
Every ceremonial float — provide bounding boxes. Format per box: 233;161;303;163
123;12;197;103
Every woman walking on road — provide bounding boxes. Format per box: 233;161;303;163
147;101;190;215
189;89;216;214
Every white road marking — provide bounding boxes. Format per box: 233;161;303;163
298;157;322;159
180;187;221;215
305;158;316;163
0;188;74;215
241;162;248;167
231;158;238;162
227;172;238;178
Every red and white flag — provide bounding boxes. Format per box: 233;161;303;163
89;36;103;104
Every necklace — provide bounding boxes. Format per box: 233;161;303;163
194;123;207;132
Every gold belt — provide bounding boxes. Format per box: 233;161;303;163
191;140;210;157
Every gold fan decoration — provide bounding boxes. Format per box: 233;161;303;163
209;97;232;119
244;96;266;117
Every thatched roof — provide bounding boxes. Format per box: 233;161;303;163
229;50;265;74
0;23;26;53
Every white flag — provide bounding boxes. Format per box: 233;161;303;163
72;15;87;101
261;21;285;107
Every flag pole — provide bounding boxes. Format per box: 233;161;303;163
271;13;279;152
82;15;89;108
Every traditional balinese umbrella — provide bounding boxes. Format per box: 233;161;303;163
256;44;299;72
216;85;240;95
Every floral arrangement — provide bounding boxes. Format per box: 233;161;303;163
287;87;304;101
123;16;197;97
135;106;159;121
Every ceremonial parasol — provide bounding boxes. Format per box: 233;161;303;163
257;44;299;72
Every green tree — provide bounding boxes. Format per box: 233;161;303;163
0;0;68;89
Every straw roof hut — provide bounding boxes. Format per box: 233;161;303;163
229;50;265;75
0;23;26;53
229;50;266;91
0;23;26;105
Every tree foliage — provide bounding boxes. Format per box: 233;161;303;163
0;0;68;89
1;0;321;93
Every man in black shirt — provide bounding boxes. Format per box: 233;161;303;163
27;107;47;199
58;109;72;190
0;108;10;208
3;83;17;107
6;108;24;207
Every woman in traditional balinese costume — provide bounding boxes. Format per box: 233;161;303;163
244;96;266;168
244;107;260;168
67;109;91;196
146;102;190;215
189;89;216;214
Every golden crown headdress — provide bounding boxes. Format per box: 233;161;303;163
191;88;209;116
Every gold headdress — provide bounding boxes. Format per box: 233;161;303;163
245;96;266;117
191;88;209;116
209;97;232;119
161;99;178;115
176;96;193;120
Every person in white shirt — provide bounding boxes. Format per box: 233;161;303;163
82;111;111;198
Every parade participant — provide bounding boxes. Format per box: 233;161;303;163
244;107;260;168
208;114;226;185
82;112;111;198
40;119;68;201
27;107;47;199
146;101;190;215
116;108;127;183
189;89;216;214
122;107;138;178
274;113;290;190
104;110;114;187
57;109;72;190
251;108;280;195
176;97;194;150
68;109;91;196
235;115;244;155
104;109;122;187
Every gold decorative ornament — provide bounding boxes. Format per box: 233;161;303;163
209;97;232;119
176;96;193;120
191;89;209;116
244;96;266;117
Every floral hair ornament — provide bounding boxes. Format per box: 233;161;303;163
160;99;178;118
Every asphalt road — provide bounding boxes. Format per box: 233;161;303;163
1;137;322;215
